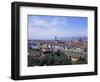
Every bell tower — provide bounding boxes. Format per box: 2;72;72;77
55;36;58;44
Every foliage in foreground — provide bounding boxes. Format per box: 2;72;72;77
28;50;72;66
28;49;87;66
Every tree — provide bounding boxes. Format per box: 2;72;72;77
84;48;87;52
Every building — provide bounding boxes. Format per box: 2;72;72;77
28;36;87;53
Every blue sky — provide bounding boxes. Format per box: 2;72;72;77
28;15;88;40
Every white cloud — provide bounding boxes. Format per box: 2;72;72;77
29;17;67;29
28;26;65;39
31;18;49;27
28;17;68;39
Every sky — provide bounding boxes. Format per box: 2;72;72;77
28;15;88;40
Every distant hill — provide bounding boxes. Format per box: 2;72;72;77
58;36;87;41
28;36;87;41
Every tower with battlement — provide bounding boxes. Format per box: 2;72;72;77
55;36;58;44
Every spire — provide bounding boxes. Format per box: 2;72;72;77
55;36;57;41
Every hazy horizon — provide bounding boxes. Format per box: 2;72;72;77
28;36;87;40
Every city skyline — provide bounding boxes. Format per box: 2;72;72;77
28;15;88;40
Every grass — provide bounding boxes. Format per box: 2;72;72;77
64;51;87;61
